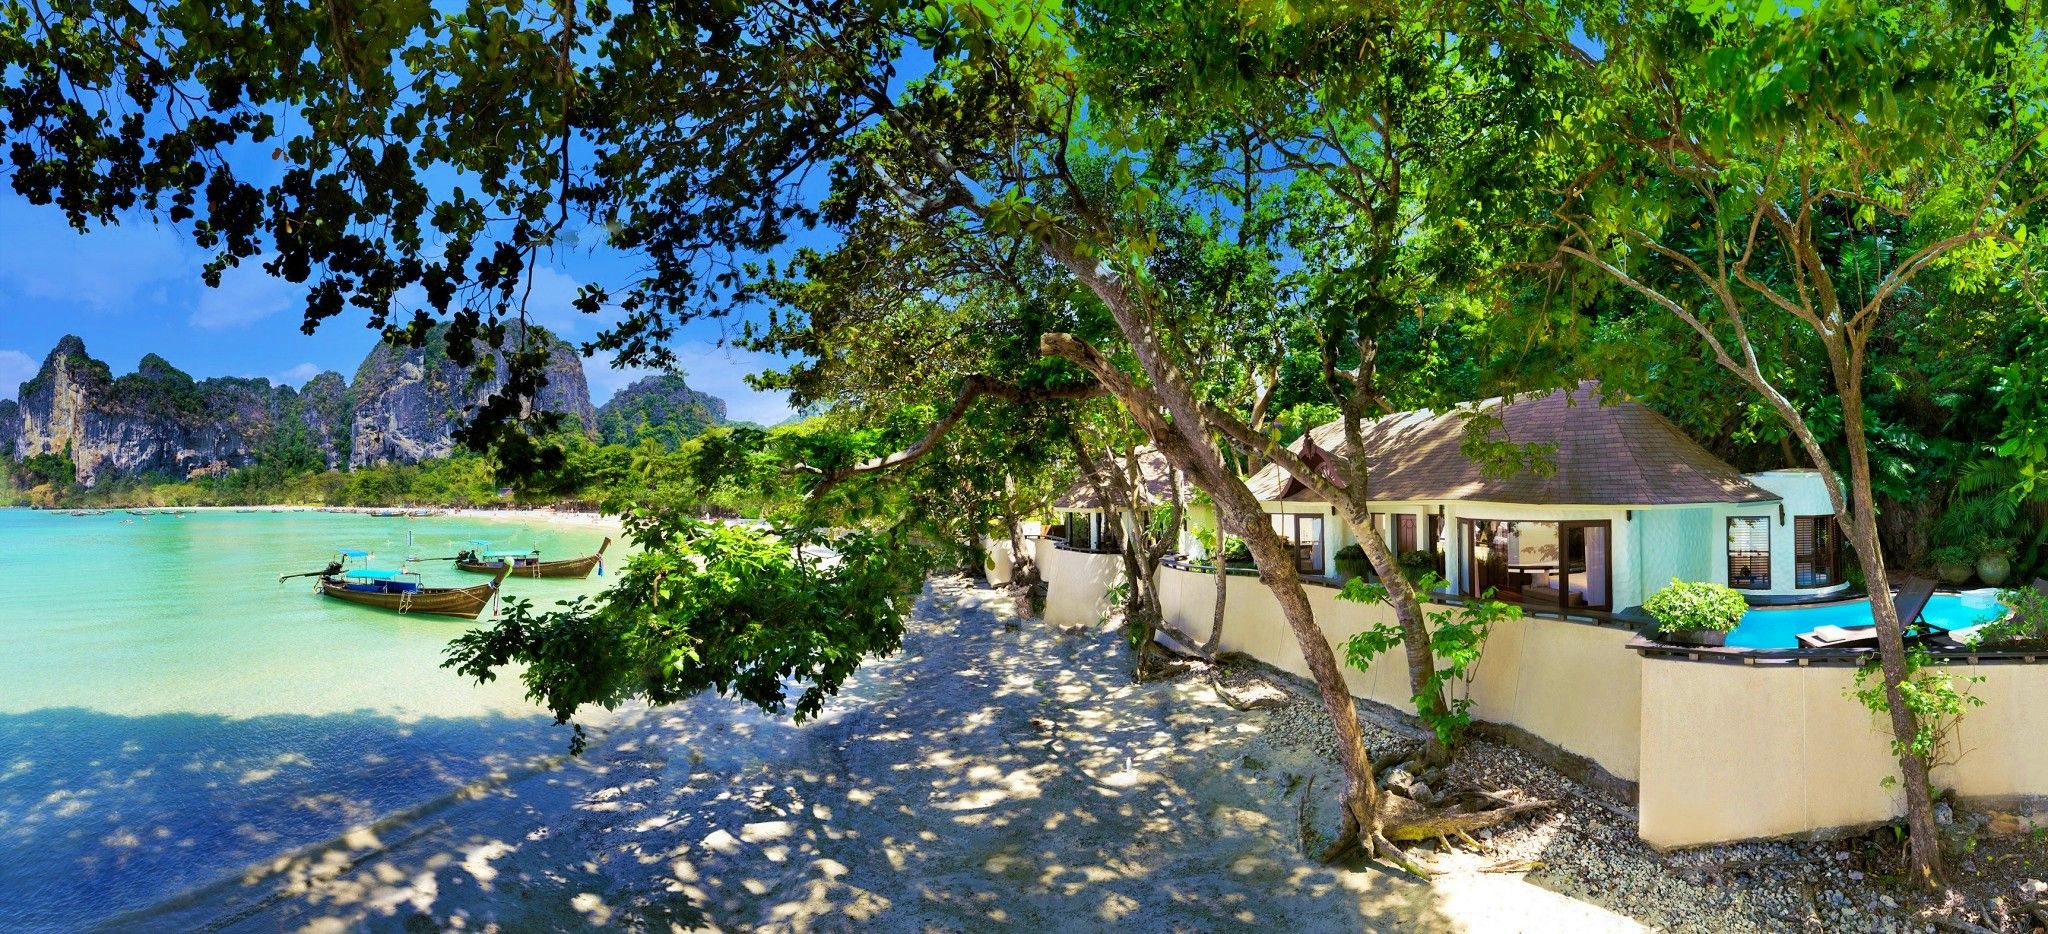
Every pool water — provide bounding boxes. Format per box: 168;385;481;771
1727;590;2010;649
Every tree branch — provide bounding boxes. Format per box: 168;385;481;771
794;376;1105;498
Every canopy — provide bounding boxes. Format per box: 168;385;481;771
338;548;370;558
342;568;409;580
482;550;534;559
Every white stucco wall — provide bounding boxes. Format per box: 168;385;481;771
982;537;1016;586
1639;657;2048;849
1040;544;1124;629
1156;562;1643;781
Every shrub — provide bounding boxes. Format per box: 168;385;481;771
1335;543;1365;561
1397;549;1439;585
1222;539;1253;566
1643;579;1748;634
1929;544;1975;568
1973;586;2048;647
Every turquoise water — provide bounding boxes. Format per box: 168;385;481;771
0;508;622;931
1727;590;2010;649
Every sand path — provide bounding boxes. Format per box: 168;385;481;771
121;577;1641;933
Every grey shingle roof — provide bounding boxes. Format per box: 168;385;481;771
1054;446;1180;510
1244;382;1779;507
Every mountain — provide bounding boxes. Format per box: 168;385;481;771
7;337;344;484
595;373;727;447
3;326;599;485
348;323;596;467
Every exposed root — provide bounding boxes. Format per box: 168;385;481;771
1379;792;1554;844
1372;831;1433;879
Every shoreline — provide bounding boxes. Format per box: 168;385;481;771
19;502;628;532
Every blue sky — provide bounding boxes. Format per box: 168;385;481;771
0;195;796;424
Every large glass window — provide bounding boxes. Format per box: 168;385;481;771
1727;516;1772;590
1272;513;1326;575
1462;518;1610;610
1794;515;1840;587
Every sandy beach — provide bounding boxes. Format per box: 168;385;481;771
115;576;1649;933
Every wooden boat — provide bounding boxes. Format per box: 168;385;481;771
372;509;407;518
295;550;510;619
455;538;612;579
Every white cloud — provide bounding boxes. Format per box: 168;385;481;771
0;350;36;401
190;265;299;329
586;342;794;426
275;362;323;386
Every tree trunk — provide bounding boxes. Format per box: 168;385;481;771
1337;506;1448;749
1203;533;1229;654
1216;490;1384;859
1837;382;1944;886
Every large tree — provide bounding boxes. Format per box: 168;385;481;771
1473;0;2048;885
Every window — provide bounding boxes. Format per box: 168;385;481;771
1062;512;1084;544
1461;518;1610;610
1727;516;1772;590
1272;513;1326;575
1794;515;1841;588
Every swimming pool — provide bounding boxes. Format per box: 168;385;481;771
1727;589;2011;649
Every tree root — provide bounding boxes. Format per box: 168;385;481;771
1379;791;1554;844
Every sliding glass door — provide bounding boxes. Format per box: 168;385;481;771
1461;518;1611;611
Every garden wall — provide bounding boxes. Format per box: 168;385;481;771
1638;657;2048;849
1154;563;1643;782
981;537;1016;586
1039;543;1123;629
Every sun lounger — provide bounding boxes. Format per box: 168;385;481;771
1795;576;1939;649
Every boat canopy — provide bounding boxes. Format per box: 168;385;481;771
464;540;492;546
339;548;370;558
482;550;533;558
342;568;409;580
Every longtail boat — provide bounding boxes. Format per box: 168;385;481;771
284;549;509;619
454;537;612;579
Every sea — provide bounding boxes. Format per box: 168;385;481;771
0;508;621;931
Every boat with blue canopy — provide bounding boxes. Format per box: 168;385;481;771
281;548;509;619
454;537;611;579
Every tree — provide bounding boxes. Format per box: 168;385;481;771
1478;0;2048;884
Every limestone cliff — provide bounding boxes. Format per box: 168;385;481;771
349;323;596;467
8;337;355;484
0;399;17;455
596;373;727;447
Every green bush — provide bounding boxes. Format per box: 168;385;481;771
1397;549;1439;584
1929;545;1975;567
1223;539;1253;566
1643;579;1748;634
1974;586;2048;646
1335;543;1365;561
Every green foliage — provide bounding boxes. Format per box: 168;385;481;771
1973;586;2048;647
1396;550;1439;586
1643;579;1749;635
1852;646;1984;769
17;449;76;489
1340;573;1518;745
445;515;933;752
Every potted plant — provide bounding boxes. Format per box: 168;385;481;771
1974;536;2014;587
1333;543;1371;581
1644;579;1748;647
1930;545;1976;586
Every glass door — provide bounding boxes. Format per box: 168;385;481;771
1558;521;1612;610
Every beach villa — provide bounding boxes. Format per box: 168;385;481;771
1022;381;2045;852
1240;382;1854;612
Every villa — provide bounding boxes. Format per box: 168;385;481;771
1021;381;2046;852
1240;382;1853;612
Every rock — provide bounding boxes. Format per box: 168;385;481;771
596;373;728;446
1850;870;1865;881
350;322;595;467
1408;782;1433;802
9;338;350;483
1934;802;1954;826
1879;895;1896;909
2018;878;2048;899
1991;812;2028;836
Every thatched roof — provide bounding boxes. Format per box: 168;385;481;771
1245;382;1778;507
1054;446;1179;510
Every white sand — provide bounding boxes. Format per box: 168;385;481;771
124;577;1643;933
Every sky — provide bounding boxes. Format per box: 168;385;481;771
0;195;797;425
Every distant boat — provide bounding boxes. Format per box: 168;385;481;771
235;508;258;513
283;549;510;619
127;509;155;516
372;509;406;518
454;538;611;579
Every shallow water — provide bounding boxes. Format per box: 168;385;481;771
1729;590;2009;649
0;508;620;931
